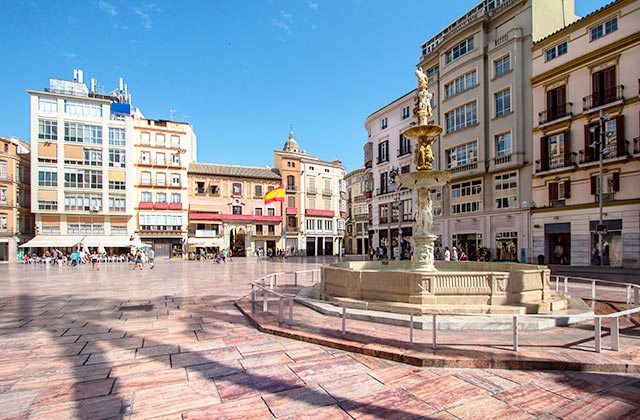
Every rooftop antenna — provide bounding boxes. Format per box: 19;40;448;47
170;109;177;121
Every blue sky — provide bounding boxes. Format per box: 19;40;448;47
1;0;609;172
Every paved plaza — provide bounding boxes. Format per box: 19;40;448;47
0;259;639;419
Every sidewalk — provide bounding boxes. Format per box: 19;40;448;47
550;265;640;285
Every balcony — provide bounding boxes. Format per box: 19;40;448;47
494;155;512;166
285;227;299;234
397;145;412;157
169;202;182;210
307;186;317;195
595;192;616;203
376;157;389;165
286;185;296;192
0;201;15;208
448;161;478;174
195;229;219;237
0;174;14;182
376;188;390;196
634;137;640;154
154;202;169;210
583;85;624;112
139;201;153;209
322;189;332;197
538;102;572;125
535;152;577;173
579;141;629;164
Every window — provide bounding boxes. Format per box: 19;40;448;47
64;194;102;211
170;135;180;148
141;191;152;202
379;172;388;195
545;41;568;61
156;173;166;186
84;149;102;166
38;120;57;140
140;151;151;164
308;197;316;209
495;132;511;157
255;185;263;197
307;219;315;231
445;102;477;133
287;196;295;208
232;205;242;215
446;141;477;168
141;132;150;145
255;208;263;216
379;204;389;223
495;89;511;117
591;17;617;41
84;125;102;144
38;97;57;114
494;55;511;78
156;153;165;165
286;175;295;190
0;216;7;231
111;226;127;235
380;117;388;129
157;192;166;203
108;128;126;146
548;133;565;169
402;199;412;221
156;134;165;147
109;181;125;190
255;224;263;235
196;182;205;194
171;173;181;187
452;201;482;214
324;199;331;210
494;172;518;209
171;193;181;203
0;187;6;203
64;169;102;189
64;100;102;118
139;213;183;231
109;196;126;212
38;200;57;210
232;182;242;196
399;134;411;156
64;122;83;142
445;37;474;64
268;208;275;216
38;170;57;187
141;172;152;186
401;105;410;119
268;225;275;235
325;220;333;231
451;179;482;199
109;149;126;168
171;153;180;166
210;185;220;195
548;180;571;202
378;141;389;163
445;70;477;99
591;172;620;195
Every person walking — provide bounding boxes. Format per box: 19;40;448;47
147;247;155;269
222;248;228;263
228;249;233;262
444;246;451;261
451;246;459;262
134;249;144;270
368;246;375;261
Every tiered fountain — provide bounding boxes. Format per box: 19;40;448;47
313;68;587;321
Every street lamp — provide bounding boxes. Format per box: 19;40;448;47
590;110;612;267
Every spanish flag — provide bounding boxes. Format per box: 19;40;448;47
264;184;285;204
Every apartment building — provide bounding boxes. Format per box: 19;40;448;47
0;137;31;262
363;91;417;259
412;0;574;261
26;70;137;252
187;163;283;256
134;118;196;258
274;131;346;256
344;167;369;255
530;0;640;268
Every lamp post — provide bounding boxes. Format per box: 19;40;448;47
591;110;611;267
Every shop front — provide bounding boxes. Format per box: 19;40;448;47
589;219;622;267
452;233;483;261
495;231;518;262
544;222;570;265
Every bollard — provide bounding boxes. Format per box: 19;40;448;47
594;317;602;353
409;313;414;348
294;271;298;286
251;284;256;313
512;315;519;352
288;297;294;322
263;289;268;312
311;270;315;284
564;276;569;294
555;276;559;291
341;305;346;337
611;316;620;351
269;275;274;290
278;298;284;325
591;280;596;301
635;287;640;305
432;314;437;351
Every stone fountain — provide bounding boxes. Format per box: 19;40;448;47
307;68;591;323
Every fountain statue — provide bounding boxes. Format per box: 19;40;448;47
396;67;452;271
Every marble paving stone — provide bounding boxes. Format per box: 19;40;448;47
239;351;293;370
85;349;137;365
179;338;227;352
135;344;180;358
130;380;221;418
288;354;370;384
405;373;489;411
76;331;126;342
186;360;242;381
446;396;532;419
281;404;352;420
170;346;242;369
604;379;640;407
33;378;115;406
369;366;436;387
339;387;437;419
81;337;144;354
285;346;332;362
236;340;287;357
182;396;270;420
0;389;41;414
552;393;640;419
215;365;304;402
30;394;128;420
318;372;386;402
495;383;573;416
262;384;336;417
452;369;521;394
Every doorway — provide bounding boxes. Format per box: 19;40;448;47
229;227;246;256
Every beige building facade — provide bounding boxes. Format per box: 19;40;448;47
412;0;575;262
26;71;138;253
0;137;32;262
530;0;640;268
134;118;196;258
344;167;369;255
187;163;283;257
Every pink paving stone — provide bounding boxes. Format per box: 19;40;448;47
76;331;126;342
285;346;333;362
446;396;533;419
288;354;371;384
318;372;387;402
262;384;337;417
170;346;242;369
404;373;490;411
281;404;352;420
30;393;129;420
135;344;180;358
452;369;521;394
182;396;271;420
495;383;573;416
339;387;437;419
81;337;144;354
186;359;243;381
129;380;221;418
214;365;304;402
85;349;137;365
552;393;640;419
0;389;41;415
369;366;437;387
236;340;288;357
239;351;294;370
179;338;227;352
604;379;640;406
33;378;115;406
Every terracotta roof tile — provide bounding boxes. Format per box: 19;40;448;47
188;163;281;180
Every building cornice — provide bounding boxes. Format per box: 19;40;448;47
531;198;640;214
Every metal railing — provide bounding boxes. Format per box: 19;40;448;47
583;85;624;111
247;270;640;355
538;102;572;125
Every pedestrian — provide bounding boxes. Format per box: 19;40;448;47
134;249;144;270
91;252;99;270
222;248;227;263
376;247;382;260
368;246;375;261
452;246;459;262
444;246;451;261
459;249;468;261
228;249;233;262
214;252;222;264
147;247;155;269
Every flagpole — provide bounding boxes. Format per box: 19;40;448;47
281;198;285;263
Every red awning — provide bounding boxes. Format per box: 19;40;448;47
286;207;298;215
189;212;281;223
305;209;334;217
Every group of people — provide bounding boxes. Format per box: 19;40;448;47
21;247;156;270
442;246;468;261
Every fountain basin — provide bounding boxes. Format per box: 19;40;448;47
320;261;568;314
403;124;443;138
396;170;452;190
